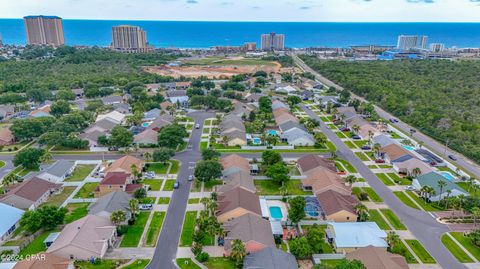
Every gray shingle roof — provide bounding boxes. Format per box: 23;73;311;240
88;191;132;215
243;246;298;269
43;160;75;178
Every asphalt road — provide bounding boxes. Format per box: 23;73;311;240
291;53;480;178
301;104;463;269
146;111;214;269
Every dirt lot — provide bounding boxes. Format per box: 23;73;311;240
143;57;282;79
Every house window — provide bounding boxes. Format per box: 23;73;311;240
109;185;112;189
346;217;350;220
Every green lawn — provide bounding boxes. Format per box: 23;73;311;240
64;164;95;181
405;240;436;264
122;260;151;269
145;212;165;247
143;179;163;191
202;258;236;269
140;197;156;204
376;173;395;186
395;240;418;264
65;203;89;224
180;211;197;247
355;152;370;161
254;179;311;195
163;179;176;191
379;209;407;230
200;141;208;150
157;197;170;204
368;165;379;169
19;229;59;256
451;232;480;261
335;159;357;173
120;212;150;247
176;258;201;269
170;160;180;174
145;162;169;174
405;191;443;211
387;173;411;185
368;210;391;230
74;260;127;269
188;198;200;204
335;132;347;138
18;167;39;176
0;161;5;168
441;234;474;263
393;191;421;210
344;141;357;149
457;182;480;197
363;187;383;202
203;179;222;191
74;182;99;198
41;186;76;207
353;140;368;148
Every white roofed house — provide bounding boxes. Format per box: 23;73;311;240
166;90;189;107
281;128;315;146
0;203;24;244
101;95;123;105
37;160;76;183
275;85;298;95
96;110;126;124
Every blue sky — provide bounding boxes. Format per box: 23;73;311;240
1;0;480;22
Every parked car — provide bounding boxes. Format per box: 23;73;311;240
188;175;194;181
351;135;361;140
195;123;200;129
390;118;399;123
405;185;415;191
139;204;153;210
340;127;350;132
448;155;458;161
375;159;386;163
361;145;371;150
173;181;180;189
187;144;193;149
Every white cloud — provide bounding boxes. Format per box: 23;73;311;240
0;0;478;22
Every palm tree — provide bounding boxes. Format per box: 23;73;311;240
314;133;327;145
467;177;476;192
373;143;381;158
445;190;452;209
386;231;401;250
355;203;369;222
279;183;289;200
345;175;357;186
129;199;139;220
143;152;152;162
472;207;480;227
3;173;20;187
420;186;430;200
110;210;126;225
352;124;360;135
437;180;447;200
131;164;140;182
207;200;218;216
411;167;422;178
418;141;424;149
230;239;246;267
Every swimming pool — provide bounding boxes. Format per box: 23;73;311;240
402;145;415;151
269;206;283;220
440;171;455;181
252;137;262;145
142;122;151;127
268;130;277;136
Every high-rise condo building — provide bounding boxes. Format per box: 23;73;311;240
23;15;65;46
111;25;149;52
243;42;257;52
396;35;428;50
261;33;285;51
429;43;445;53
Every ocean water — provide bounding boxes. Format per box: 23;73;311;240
1;19;480;48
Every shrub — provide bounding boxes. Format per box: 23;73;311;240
117;225;129;236
196;252;210;262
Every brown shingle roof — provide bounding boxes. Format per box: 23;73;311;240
0;177;61;206
217;170;256;194
380;144;414;162
217;187;261;218
105;156;144;176
222;213;275;252
346;246;408;269
316;189;358;216
221;154;250;173
0;127;14;143
303;167;350;196
297;154;336;174
13;252;71;269
100;172;128;185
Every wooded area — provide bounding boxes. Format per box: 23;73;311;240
300;56;480;163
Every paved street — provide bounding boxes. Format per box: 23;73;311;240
291;52;480;178
146;111;214;269
301;104;463;269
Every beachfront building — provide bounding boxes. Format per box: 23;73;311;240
261;33;285;51
111;25;149;53
397;35;428;50
23;15;65;46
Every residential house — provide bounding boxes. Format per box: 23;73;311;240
219;114;247;146
175;81;191;89
278;121;305;134
222;213;275;255
88;191;133;221
71;88;84;98
0;177;62;210
95;110;125;124
134;129;158;146
327;222;388;253
316;190;358;222
302;167;350;196
221;154;251;174
297;154;336;174
29;104;51;118
300;90;314;101
393;158;434;177
112;103;132;114
147;114;174;131
271;100;288;111
13;252;73;269
280;128;315;146
243;246;298;269
412;172;468;202
101;95;123;105
0;203;24;243
217;170;256;194
104;155;145;179
46;215;117;260
166;90;189;107
0;127;14;145
315;95;339;106
244;93;266;103
372;134;396;148
159;101;173;111
345;246;408;269
143;108;162;121
379;144;415;163
216;187;262;223
336;107;357;121
275;85;298;95
0;105;15;119
345;116;379;139
231;100;254;118
94;172;142;198
37;160;76;183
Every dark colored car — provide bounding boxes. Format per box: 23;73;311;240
361;145;372;150
448;155;458;161
340;127;350;132
173;181;180;189
390;118;399;123
375;159;386;163
351;135;361;140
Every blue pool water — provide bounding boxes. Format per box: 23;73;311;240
440;171;455;181
142;122;151;127
268;130;277;136
252;137;262;145
269;206;283;220
402;145;415;151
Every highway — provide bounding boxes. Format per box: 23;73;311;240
291;52;480;178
